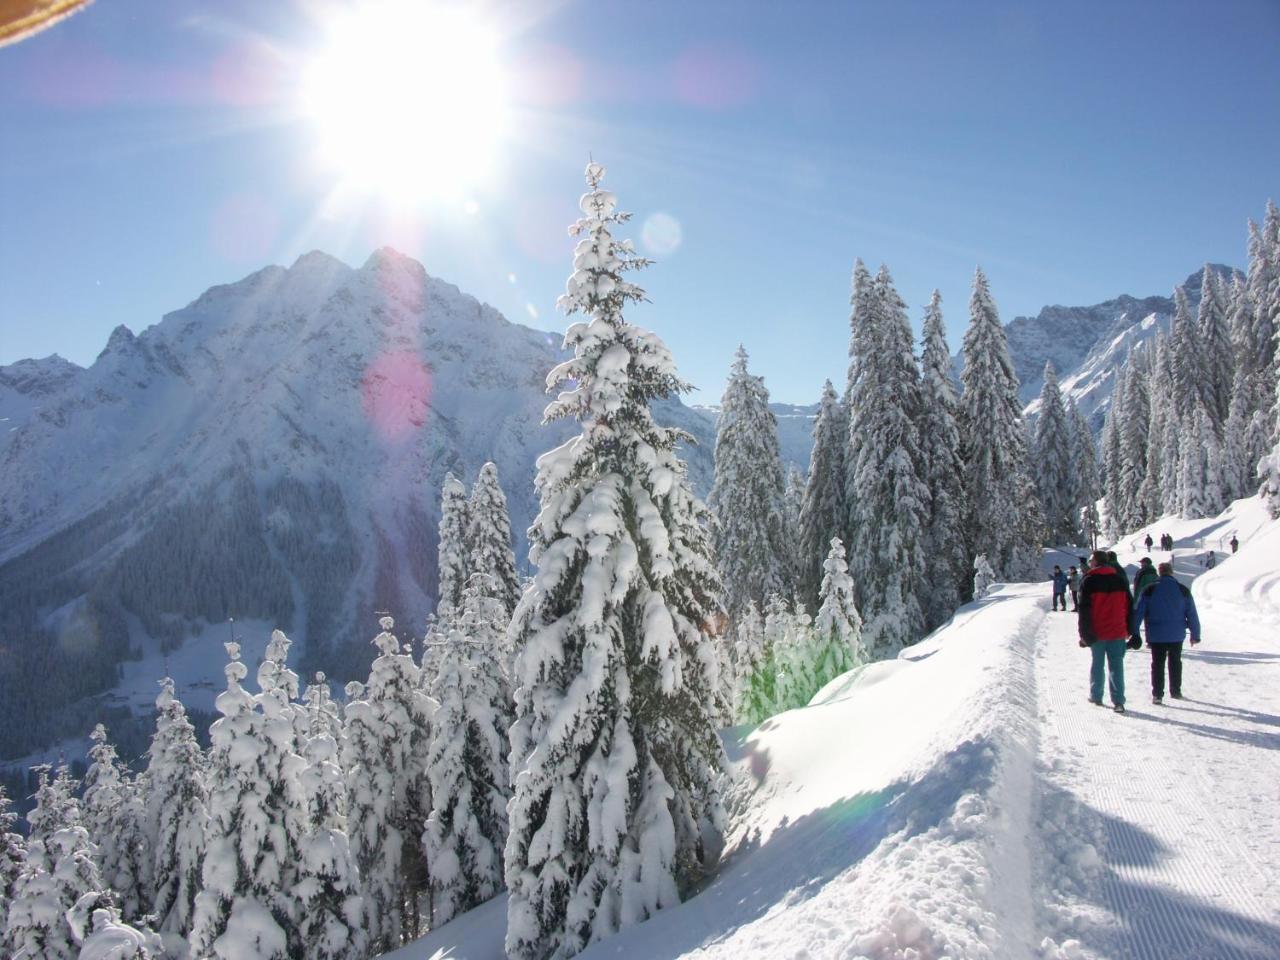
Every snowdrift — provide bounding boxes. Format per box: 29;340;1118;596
394;582;1051;959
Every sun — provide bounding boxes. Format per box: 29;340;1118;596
300;1;509;205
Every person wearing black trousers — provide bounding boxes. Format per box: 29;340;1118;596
1131;561;1202;704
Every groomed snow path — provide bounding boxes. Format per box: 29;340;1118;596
1033;558;1280;958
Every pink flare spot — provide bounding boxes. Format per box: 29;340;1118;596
362;351;432;442
509;44;584;107
210;194;280;265
670;43;761;109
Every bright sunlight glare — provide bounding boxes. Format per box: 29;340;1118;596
301;1;508;205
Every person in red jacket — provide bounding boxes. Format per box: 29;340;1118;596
1078;549;1135;713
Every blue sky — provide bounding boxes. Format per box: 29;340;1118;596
2;0;1278;403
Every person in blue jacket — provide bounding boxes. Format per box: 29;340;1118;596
1050;565;1069;611
1131;561;1202;704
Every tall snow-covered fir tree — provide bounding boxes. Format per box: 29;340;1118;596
846;265;929;657
843;258;875;547
916;290;967;626
1068;399;1101;547
344;617;435;953
424;574;511;927
82;725;151;922
772;602;816;713
5;765;104;960
798;380;847;611
730;601;766;723
708;345;792;620
1170;285;1202;431
1118;348;1152;532
504;161;728;960
1142;334;1173;518
189;639;303;960
467;461;523;620
1196;266;1234;435
959;267;1034;579
144;678;207;937
295;673;365;960
436;474;472;626
1246;204;1279;413
0;785;24;944
811;538;865;686
1033;362;1075;544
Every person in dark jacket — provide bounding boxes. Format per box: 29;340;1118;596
1132;561;1201;703
1079;549;1135;712
1230;535;1239;554
1106;550;1131;589
1050;565;1069;610
1204;551;1217;569
1067;565;1080;611
1132;557;1158;597
1144;533;1153;551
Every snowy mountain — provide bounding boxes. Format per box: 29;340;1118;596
0;248;714;761
1004;264;1241;431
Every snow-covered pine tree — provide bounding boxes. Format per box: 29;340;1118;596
189;639;302;960
846;265;929;657
798;380;847;610
959;267;1034;578
1177;406;1215;519
843;259;877;551
505;161;728;960
973;554;997;600
1196;266;1234;435
436;473;472;626
783;465;806;587
916;291;967;624
65;891;163;959
345;617;435;953
1170;285;1202;430
1118;348;1152;532
708;345;791;620
295;673;365;960
82;725;151;922
772;602;816;712
811;538;865;688
0;785;27;947
1100;396;1125;538
1034;362;1075;543
1142;334;1171;516
144;677;206;937
1068;399;1101;547
5;765;104;960
468;462;523;621
1247;204;1280;413
423;574;510;926
730;601;766;723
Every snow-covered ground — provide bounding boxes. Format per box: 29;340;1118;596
393;497;1280;960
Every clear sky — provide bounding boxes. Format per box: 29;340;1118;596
2;0;1278;404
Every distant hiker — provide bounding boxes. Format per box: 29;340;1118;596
1144;534;1153;552
1107;550;1131;590
1067;566;1080;611
1132;561;1201;704
1051;565;1068;611
1204;551;1217;570
1161;533;1173;551
1079;550;1135;713
1133;557;1158;597
1230;535;1239;554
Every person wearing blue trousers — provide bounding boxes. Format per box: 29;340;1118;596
1078;550;1135;712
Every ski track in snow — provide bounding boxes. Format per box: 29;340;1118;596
1032;567;1280;959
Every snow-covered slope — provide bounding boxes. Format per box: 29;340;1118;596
392;497;1280;960
0;248;715;760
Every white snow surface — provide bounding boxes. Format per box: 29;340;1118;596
392;496;1280;960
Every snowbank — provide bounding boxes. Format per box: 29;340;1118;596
395;582;1050;959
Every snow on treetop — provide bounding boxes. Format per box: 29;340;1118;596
379;615;395;630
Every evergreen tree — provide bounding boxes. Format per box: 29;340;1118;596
1196;266;1234;433
973;554;997;600
83;725;151;922
730;601;766;723
505;162;727;960
773;602;816;713
0;785;27;949
65;892;163;959
423;574;511;927
1169;285;1202;427
5;766;103;960
1142;334;1171;517
783;465;806;587
468;461;523;621
1118;349;1152;532
811;538;865;685
189;640;302;960
295;673;365;960
344;617;434;953
798;380;848;610
958;267;1032;578
437;473;472;625
1100;397;1125;538
145;677;207;937
708;345;791;619
1068;400;1101;547
916;291;967;625
1178;406;1216;519
846;265;929;656
1034;362;1075;543
1246;204;1279;412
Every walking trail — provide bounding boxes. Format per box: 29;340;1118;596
1030;555;1280;959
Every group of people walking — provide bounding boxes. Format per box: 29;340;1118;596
1059;549;1202;713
